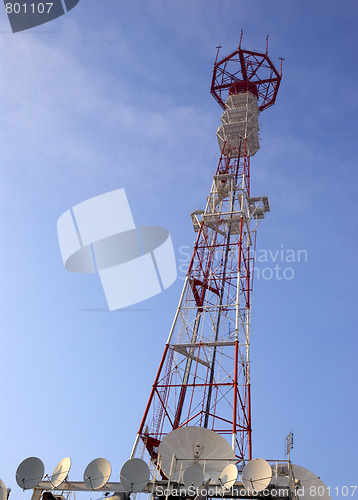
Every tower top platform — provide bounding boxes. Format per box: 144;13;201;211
211;43;282;112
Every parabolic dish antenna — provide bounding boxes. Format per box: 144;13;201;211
120;458;150;493
51;457;71;488
219;463;238;489
83;458;111;490
158;426;235;482
0;479;7;500
182;465;204;488
292;465;331;500
16;457;45;490
242;458;272;493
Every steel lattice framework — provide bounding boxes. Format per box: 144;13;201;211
211;42;282;112
132;42;282;467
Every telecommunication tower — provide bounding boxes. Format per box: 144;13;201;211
12;38;331;500
132;39;282;464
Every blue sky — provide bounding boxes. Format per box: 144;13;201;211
1;0;357;498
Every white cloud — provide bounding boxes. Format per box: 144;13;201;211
0;19;216;209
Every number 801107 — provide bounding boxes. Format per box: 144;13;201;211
5;3;53;14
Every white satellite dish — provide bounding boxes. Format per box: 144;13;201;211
0;479;7;500
51;457;71;488
158;426;235;482
242;458;272;493
218;463;238;489
16;457;45;490
182;465;204;488
292;464;331;500
120;458;150;493
83;458;111;490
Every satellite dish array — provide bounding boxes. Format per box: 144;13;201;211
179;458;268;492
158;426;236;483
13;455;260;493
14;456;150;493
157;426;270;492
12;426;331;499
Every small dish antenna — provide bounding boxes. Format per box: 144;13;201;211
242;458;272;493
0;479;7;500
291;464;331;500
182;465;204;488
218;463;238;489
16;457;45;490
83;458;111;490
51;457;71;488
158;426;235;482
120;458;150;493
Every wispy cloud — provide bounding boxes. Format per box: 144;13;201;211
0;18;217;211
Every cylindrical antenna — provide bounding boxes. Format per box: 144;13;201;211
214;45;222;65
239;29;243;49
279;57;284;76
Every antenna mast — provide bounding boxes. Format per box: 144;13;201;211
132;38;282;463
285;432;294;461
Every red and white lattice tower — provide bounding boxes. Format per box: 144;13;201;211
132;39;282;465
